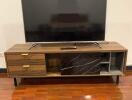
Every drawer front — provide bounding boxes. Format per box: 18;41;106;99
6;53;45;66
7;59;45;66
8;65;46;76
6;53;45;60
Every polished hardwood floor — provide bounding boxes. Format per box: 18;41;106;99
0;72;132;100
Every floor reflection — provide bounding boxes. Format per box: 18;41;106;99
11;76;124;100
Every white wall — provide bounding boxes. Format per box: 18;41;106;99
0;0;25;68
0;0;132;68
0;0;25;49
106;0;132;65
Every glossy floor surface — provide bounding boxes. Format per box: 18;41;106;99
0;72;132;100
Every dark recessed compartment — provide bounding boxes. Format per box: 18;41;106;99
45;52;126;76
45;53;109;75
100;64;109;72
45;54;61;73
110;52;125;71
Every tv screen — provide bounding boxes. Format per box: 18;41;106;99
22;0;107;42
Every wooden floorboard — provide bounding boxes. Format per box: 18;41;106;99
0;72;132;100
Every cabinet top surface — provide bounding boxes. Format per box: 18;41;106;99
5;42;127;54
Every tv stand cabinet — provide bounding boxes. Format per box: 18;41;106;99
5;42;127;86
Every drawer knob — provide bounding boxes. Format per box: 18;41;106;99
22;65;30;68
21;53;29;56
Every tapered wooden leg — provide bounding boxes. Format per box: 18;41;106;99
14;78;17;87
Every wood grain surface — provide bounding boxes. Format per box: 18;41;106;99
0;72;132;100
5;42;127;54
4;42;127;78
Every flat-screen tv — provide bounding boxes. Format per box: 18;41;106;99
22;0;107;42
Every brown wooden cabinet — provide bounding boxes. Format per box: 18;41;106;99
4;42;127;86
5;53;46;76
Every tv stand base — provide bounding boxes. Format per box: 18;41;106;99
28;42;102;50
28;43;38;50
93;42;102;48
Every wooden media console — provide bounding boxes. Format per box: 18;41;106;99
4;42;127;86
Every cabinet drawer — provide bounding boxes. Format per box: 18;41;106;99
8;65;46;76
7;59;45;66
6;53;45;60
